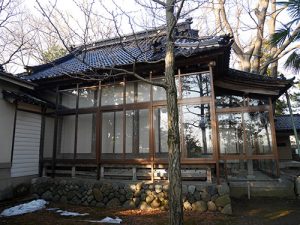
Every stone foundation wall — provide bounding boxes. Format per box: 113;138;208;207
31;177;232;214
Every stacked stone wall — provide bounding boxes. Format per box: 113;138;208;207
31;177;232;214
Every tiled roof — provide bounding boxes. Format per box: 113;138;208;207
21;21;232;81
275;115;300;131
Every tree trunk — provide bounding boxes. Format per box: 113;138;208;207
165;1;183;225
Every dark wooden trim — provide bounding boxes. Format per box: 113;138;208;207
220;154;276;160
123;76;126;161
15;108;42;115
96;81;101;179
39;107;46;177
10;102;18;164
216;105;270;114
51;86;59;178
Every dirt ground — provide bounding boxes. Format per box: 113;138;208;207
0;197;299;225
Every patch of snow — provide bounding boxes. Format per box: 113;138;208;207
0;199;47;217
46;208;59;211
58;210;89;217
99;217;122;224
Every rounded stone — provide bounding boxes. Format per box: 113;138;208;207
150;198;161;208
93;188;103;202
106;198;121;208
217;184;230;196
146;195;155;204
221;204;232;215
139;201;151;210
123;200;135;209
155;184;162;193
207;201;217;211
192;201;207;212
188;185;196;195
200;191;211;202
183;201;192;211
215;195;231;207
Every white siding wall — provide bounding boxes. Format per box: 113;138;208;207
11;111;41;177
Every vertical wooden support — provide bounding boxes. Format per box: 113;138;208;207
123;76;126;160
149;71;155;181
207;167;212;183
268;97;280;177
208;62;220;184
96;81;101;180
73;84;79;168
10;102;18;164
39;107;46;177
52;86;59;178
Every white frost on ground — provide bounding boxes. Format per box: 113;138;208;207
98;217;122;224
56;209;89;216
0;199;47;217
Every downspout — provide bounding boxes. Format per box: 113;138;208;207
285;91;300;156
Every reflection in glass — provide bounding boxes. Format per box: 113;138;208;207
216;95;244;108
60;90;77;109
182;104;212;158
244;111;272;154
101;85;123;106
154;108;168;158
101;111;123;159
59;115;75;154
153;79;166;101
125;109;149;158
218;113;243;154
181;73;211;98
79;88;98;108
77;114;96;156
247;97;268;107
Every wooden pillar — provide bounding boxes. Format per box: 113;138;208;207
269;97;280;177
96;81;102;180
208;62;220;184
52;86;59;178
39;107;46;177
73;84;79;177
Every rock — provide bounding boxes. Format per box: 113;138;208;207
134;190;141;197
126;192;133;200
123;200;135;209
155;184;162;193
119;188;126;195
187;195;195;204
106;198;121;208
136;182;143;191
200;191;211;202
182;185;188;195
42;191;53;200
93;188;103;202
194;191;201;201
108;192;115;200
112;183;119;191
146;195;155;204
61;196;68;203
207;201;217;211
87;195;94;203
101;183;112;196
207;185;218;196
192;201;207;212
183;201;192;211
96;202;105;208
221;204;232;215
215;195;231;207
119;195;126;203
133;197;140;206
13;183;30;197
150;198;161;208
211;194;218;202
217;184;230;196
163;184;169;191
140;201;151;210
188;185;196;195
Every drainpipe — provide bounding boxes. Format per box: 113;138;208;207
285;91;300;156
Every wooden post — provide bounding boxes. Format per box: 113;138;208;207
96;81;102;180
285;91;300;155
39;107;46;177
52;86;59;178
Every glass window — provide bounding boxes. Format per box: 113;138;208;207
137;82;150;102
182;104;212;158
101;85;123;106
125;109;149;158
244;111;272;154
77;114;96;155
60;90;77;109
181;73;211;98
126;83;135;104
79;88;98;108
153;79;167;101
59;115;75;154
101;111;123;159
218;113;243;155
154;108;168;158
216;95;244;108
247;97;268;107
